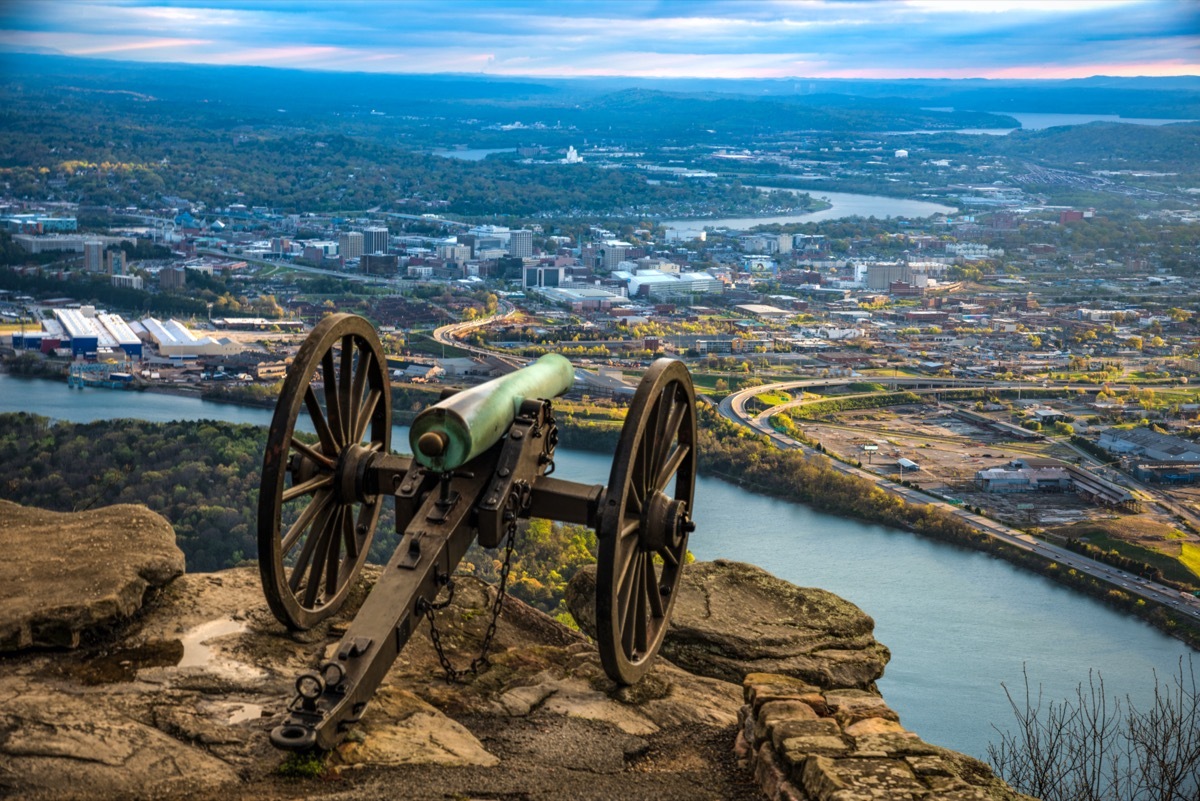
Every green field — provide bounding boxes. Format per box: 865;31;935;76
1055;517;1200;588
754;390;793;406
1180;542;1200;579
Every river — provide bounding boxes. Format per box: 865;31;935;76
662;190;958;237
0;372;1191;761
888;111;1197;137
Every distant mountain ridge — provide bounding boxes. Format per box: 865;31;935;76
3;53;1197;119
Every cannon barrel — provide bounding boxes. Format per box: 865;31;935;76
409;353;574;471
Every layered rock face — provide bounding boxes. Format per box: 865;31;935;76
568;560;890;691
0;502;1021;800
0;499;184;651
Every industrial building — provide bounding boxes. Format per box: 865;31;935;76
96;313;143;358
974;467;1072;493
53;308;104;357
137;317;242;358
1097;428;1200;462
612;269;722;299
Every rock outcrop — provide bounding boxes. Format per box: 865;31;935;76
0;499;185;651
0;543;755;799
0;502;1020;800
567;560;890;690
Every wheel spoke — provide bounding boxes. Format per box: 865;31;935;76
616;547;639;636
353;388;381;444
350;345;373;439
634;559;649;654
656;546;679;567
324;506;344;597
649;390;673;478
645;557;664;619
288;500;336;594
303;385;339;455
281;488;332;554
282;473;333;503
321;349;344;448
620;519;640;539
290;435;335;470
655;444;689;494
627;477;644;515
655;393;686;473
303;513;337;607
621;553;641;655
339;336;354;445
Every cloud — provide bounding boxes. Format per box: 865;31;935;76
0;0;1195;78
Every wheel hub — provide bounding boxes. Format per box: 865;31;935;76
334;443;375;504
640;491;689;552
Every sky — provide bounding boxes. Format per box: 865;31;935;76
1;0;1197;80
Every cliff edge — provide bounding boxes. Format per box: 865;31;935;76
0;501;1023;800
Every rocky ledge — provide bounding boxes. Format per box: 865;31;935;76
0;499;184;651
0;503;1022;800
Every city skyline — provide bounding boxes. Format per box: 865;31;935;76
1;0;1197;81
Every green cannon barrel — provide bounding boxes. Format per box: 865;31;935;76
409;353;575;471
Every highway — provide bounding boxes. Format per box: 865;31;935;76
718;382;1200;623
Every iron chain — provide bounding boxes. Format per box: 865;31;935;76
423;479;531;683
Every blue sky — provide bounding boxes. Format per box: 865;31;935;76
2;0;1197;79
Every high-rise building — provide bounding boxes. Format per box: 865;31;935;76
437;243;472;263
105;249;126;276
363;226;390;255
339;231;364;261
508;229;534;259
83;240;103;272
599;241;632;272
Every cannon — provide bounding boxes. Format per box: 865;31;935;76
258;313;697;751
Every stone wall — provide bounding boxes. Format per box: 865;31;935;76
735;673;1024;801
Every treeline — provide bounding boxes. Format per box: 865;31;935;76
0;413;263;572
1065;538;1164;582
0;99;783;218
0;412;597;618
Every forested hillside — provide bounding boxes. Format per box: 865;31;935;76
0;413;597;617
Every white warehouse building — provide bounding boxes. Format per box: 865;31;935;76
137;317;242;358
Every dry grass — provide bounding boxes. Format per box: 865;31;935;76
1055;517;1183;543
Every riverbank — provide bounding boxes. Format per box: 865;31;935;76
704;402;1200;651
187;380;1200;649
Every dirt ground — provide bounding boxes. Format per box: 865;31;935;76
799;403;1176;530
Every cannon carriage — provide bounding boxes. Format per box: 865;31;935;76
258;313;697;751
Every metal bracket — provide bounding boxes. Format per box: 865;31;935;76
477;400;554;547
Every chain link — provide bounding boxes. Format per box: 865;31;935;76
423;479;531;683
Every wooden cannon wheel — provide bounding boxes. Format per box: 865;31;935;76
596;358;697;684
258;313;392;629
